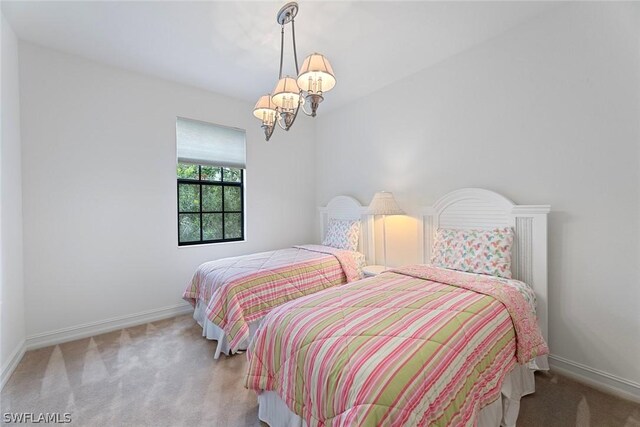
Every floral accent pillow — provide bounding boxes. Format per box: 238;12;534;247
430;227;514;278
322;219;361;252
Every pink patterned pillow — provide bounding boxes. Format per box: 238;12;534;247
322;219;360;251
430;227;514;278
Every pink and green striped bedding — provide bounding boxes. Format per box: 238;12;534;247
183;245;364;352
245;265;547;426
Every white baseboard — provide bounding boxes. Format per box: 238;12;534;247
1;339;26;390
25;303;193;351
549;354;640;403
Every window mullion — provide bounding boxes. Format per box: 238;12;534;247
177;181;180;244
240;170;244;240
221;180;225;240
199;183;203;242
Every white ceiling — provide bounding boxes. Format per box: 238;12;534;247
2;1;561;110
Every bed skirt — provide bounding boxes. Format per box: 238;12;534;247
257;358;547;427
193;300;260;359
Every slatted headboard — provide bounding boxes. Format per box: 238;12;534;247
418;188;550;340
318;196;374;265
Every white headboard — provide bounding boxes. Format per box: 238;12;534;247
418;188;550;340
318;196;374;264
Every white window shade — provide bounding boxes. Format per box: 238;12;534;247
176;117;246;169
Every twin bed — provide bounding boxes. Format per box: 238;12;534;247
182;189;550;427
183;196;372;358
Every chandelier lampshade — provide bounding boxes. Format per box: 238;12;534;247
271;76;301;110
297;53;336;94
253;95;277;126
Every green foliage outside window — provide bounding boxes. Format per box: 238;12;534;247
177;164;199;180
177;163;244;244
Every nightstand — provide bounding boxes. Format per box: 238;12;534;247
363;265;386;277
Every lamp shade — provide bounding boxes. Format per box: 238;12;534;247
367;191;404;215
297;53;336;94
271;76;301;110
253;94;277;125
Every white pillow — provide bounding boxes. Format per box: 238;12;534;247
430;227;514;278
322;219;360;251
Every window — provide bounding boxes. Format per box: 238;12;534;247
177;165;244;245
176;117;246;245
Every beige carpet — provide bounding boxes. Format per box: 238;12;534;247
2;314;639;426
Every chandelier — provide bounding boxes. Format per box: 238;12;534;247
253;2;336;141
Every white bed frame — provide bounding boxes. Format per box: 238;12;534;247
318;195;374;264
418;188;550;340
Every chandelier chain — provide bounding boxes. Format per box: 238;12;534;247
278;25;285;79
291;19;299;75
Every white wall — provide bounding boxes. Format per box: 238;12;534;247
10;0;640;400
18;42;317;338
1;13;26;384
316;2;640;392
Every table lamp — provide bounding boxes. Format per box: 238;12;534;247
367;191;405;269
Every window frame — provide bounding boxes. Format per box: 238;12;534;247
177;165;245;246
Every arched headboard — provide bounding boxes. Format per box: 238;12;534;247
418;188;550;340
318;196;374;265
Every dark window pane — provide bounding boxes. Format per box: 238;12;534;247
224;213;242;239
223;167;242;183
179;214;201;243
177;163;199;179
202;185;222;211
203;213;223;241
202;166;222;181
224;186;241;211
178;184;200;212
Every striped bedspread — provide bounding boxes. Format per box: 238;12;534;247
245;265;547;426
183;245;364;352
